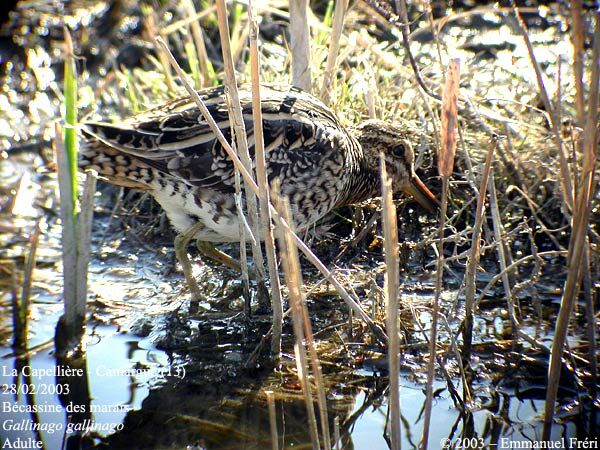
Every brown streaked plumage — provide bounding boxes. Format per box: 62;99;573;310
80;85;437;243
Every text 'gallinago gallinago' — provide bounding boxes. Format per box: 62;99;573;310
80;85;437;268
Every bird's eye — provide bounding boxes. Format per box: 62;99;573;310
392;144;405;158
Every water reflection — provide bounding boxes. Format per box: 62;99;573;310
1;324;587;449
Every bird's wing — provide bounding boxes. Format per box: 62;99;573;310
83;85;352;193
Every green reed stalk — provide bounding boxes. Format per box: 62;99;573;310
63;28;78;208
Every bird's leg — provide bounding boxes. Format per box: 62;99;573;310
174;223;204;314
195;240;244;272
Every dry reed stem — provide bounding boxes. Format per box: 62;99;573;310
462;138;495;363
162;5;217;35
155;37;387;345
511;4;573;211
279;192;332;450
571;0;597;402
396;0;440;101
265;390;279;450
439;59;460;178
320;0;349;103
248;0;283;355
424;1;444;71
289;0;312;91
422;57;460;448
582;244;597;400
488;172;518;326
216;0;267;300
380;156;401;450
301;293;332;450
274;194;321;450
421;186;446;450
570;0;585;127
183;0;213;87
234;167;251;307
543;9;600;440
152;21;175;93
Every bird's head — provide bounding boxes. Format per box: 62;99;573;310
352;119;439;212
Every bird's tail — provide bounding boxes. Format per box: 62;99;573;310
79;128;155;190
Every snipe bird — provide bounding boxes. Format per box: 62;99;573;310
80;85;438;270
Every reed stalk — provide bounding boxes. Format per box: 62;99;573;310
55;29;95;354
273;190;331;449
570;0;585;129
248;0;283;356
75;172;97;323
162;4;216;36
266;390;279;450
155;27;176;92
274;194;321;450
63;28;78;208
289;0;312;91
215;0;268;306
234;165;251;310
155;37;388;345
462;138;495;364
12;221;40;351
543;8;600;440
380;155;400;450
300;282;331;450
320;0;349;103
54;125;76;330
421;58;459;450
183;28;202;89
183;0;213;87
570;0;597;404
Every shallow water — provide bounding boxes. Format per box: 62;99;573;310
0;317;585;449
